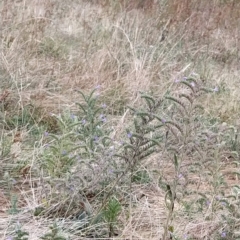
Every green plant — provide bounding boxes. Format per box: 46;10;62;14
41;127;78;178
75;88;112;157
40;222;67;240
103;197;122;237
116;75;229;239
13;229;29;240
132;169;151;184
41;88;112;178
37;77;240;238
38;88;118;222
214;185;240;240
115;92;164;184
8;194;20;215
11;223;29;240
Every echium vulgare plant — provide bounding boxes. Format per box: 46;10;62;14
153;77;238;239
156;77;219;240
74;87;112;157
41;87;112;178
116;75;235;239
39;87;117;221
37;79;239;238
115;92;164;180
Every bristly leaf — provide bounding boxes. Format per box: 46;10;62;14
128;106;137;114
48;134;59;141
87;88;98;102
139;141;156;153
180;80;196;93
165;120;184;135
179;93;193;104
138;149;155;159
124;144;136;151
93;107;104;117
199;87;213;93
76;103;88;114
141;94;156;105
165;96;187;112
183;77;199;86
141;94;156;109
174;154;178;171
76;90;88;102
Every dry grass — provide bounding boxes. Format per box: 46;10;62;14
1;0;240;239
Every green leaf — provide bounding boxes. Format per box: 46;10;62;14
174;154;178;170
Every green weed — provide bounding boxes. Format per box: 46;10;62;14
103;197;122;237
40;222;67;240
